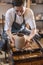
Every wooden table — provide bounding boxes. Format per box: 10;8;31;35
9;35;43;65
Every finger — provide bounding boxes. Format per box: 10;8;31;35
10;38;14;43
11;43;14;47
12;36;15;40
10;39;15;47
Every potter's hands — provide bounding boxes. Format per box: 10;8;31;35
6;30;15;47
24;40;31;48
24;35;31;48
24;35;31;42
8;34;15;47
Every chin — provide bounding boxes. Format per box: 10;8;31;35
17;13;23;16
17;14;22;16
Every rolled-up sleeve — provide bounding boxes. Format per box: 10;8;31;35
25;9;36;30
4;11;13;31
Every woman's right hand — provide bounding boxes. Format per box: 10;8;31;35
6;30;15;47
9;34;15;47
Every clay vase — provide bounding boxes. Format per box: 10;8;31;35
15;33;25;50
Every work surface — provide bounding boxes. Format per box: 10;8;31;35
0;35;43;65
10;38;43;65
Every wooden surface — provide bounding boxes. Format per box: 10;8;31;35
0;19;5;24
15;60;43;65
0;19;2;23
0;37;43;65
9;38;43;65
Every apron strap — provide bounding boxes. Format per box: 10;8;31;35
23;14;25;25
14;13;16;23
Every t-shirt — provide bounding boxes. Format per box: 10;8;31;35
4;7;36;31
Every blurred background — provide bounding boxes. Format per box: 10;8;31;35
0;0;43;65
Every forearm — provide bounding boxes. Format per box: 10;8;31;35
27;29;36;41
5;29;15;47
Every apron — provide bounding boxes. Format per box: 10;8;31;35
11;13;30;35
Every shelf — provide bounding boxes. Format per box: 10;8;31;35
0;2;12;5
0;3;7;5
31;3;43;6
36;20;43;22
31;3;37;5
36;3;43;4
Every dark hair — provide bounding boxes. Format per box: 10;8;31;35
12;0;24;7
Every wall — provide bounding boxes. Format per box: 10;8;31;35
0;3;12;34
0;0;31;19
30;4;43;16
0;3;12;19
30;4;43;30
0;0;12;3
26;0;30;8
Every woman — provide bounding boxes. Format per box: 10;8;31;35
4;0;36;47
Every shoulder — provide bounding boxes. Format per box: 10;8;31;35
26;8;33;14
5;8;15;16
24;8;34;16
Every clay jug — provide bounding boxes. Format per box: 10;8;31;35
15;33;25;49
